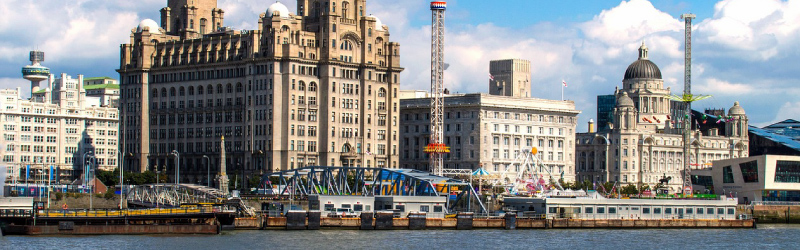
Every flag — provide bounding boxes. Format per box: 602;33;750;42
562;80;568;87
489;74;495;81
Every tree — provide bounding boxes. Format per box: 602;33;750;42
621;184;639;195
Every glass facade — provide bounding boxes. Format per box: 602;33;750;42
739;160;759;183
691;175;714;192
763;190;800;202
723;166;734;183
596;95;616;131
774;161;800;183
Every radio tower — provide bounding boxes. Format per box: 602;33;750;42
425;1;449;176
680;13;696;195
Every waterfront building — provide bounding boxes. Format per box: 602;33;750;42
117;0;403;185
1;66;120;183
575;43;749;191
400;60;580;182
748;125;800;157
694;155;800;204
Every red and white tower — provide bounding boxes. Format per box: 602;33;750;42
425;1;449;176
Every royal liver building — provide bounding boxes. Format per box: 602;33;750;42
118;0;402;185
575;43;749;191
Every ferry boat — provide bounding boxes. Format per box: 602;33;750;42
503;191;740;220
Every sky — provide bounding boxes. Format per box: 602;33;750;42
1;0;799;131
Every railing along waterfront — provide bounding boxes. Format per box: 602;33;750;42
750;201;800;206
36;207;216;218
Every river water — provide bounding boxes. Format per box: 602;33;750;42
2;224;799;249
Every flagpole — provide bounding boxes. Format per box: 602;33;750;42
561;83;564;101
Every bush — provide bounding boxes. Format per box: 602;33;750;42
103;188;116;199
55;192;63;201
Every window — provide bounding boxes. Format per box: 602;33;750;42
597;207;605;214
654;208;661;214
739;160;759;183
723;166;734;183
608;207;616;214
775;161;800;183
584;207;593;214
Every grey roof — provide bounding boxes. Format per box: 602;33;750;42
624;59;662;80
749;126;800;151
765;119;800;129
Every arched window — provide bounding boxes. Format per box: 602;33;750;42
188;86;194;95
152;88;158;97
179;87;185;96
226;84;233;93
217;84;223;94
309;82;317;91
236;83;243;93
378;88;387;97
161;88;167;97
298;82;306;91
190;19;194;29
197;85;204;95
170;87;176;96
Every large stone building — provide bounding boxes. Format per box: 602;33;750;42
117;0;402;185
489;59;530;98
575;43;749;191
1;73;120;183
400;60;580;182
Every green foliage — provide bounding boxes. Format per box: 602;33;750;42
103;188;116;199
54;192;63;201
620;184;639;195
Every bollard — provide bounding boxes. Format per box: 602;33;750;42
375;212;394;230
360;212;375;230
457;212;474;230
504;213;517;230
286;211;307;230
408;213;427;230
307;211;321;230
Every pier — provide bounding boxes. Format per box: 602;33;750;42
256;211;755;230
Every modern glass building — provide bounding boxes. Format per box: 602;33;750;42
702;155;800;204
596;95;615;132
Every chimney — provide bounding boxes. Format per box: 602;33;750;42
588;119;595;133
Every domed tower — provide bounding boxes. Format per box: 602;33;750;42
620;42;671;131
726;101;748;138
161;0;224;38
21;50;50;94
614;92;637;131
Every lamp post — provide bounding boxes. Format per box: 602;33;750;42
203;155;210;187
82;151;93;191
118;150;125;210
83;153;96;210
171;150;180;185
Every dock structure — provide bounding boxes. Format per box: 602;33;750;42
258;211;755;230
261;166;486;213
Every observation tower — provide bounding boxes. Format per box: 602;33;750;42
21;51;50;94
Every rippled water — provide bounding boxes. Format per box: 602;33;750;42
2;224;799;250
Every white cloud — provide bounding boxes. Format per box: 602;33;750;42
581;0;682;46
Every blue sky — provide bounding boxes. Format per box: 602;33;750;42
0;0;798;132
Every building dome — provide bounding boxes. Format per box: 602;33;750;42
617;92;634;107
136;19;161;34
369;15;384;31
623;41;661;80
267;2;291;19
729;101;746;116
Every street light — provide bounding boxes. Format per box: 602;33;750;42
118;150;125;210
171;150;180;185
82;152;95;210
203;155;210;188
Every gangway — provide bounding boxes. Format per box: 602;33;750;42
261;166;487;213
126;183;256;217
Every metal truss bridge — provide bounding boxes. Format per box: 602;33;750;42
125;183;256;217
260;167;486;213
